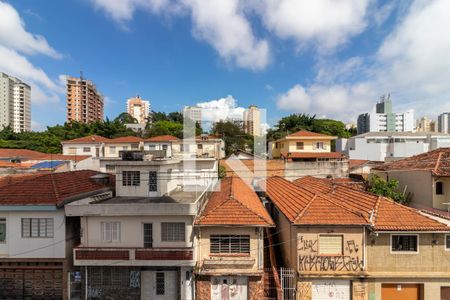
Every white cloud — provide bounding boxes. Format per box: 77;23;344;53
185;0;269;70
196;95;245;122
0;2;61;58
259;0;370;50
277;84;311;112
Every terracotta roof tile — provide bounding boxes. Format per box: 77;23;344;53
287;130;335;138
219;159;285;178
373;148;450;176
266;176;449;231
106;136;143;143
349;159;370;169
62;135;111;144
0;173;44;188
145;135;180;142
0;149;49;160
195;177;274;226
0;170;114;206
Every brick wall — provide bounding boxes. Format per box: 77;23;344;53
249;275;264;300
195;276;211;300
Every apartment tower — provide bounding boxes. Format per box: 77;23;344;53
0;72;31;132
416;116;436;132
126;96;150;125
66;75;104;123
438;113;450;133
243;105;261;136
183;106;202;126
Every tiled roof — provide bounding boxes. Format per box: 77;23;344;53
0;149;49;160
0;170;113;206
285;152;346;159
373;148;450;176
145;135;180;142
286;130;335;139
0;161;33;168
219;159;285;178
195;177;274;226
265;176;448;231
0;173;44;188
349;159;370;169
106;136;143;143
62;135;111;144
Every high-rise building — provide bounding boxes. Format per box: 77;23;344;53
0;72;31;132
416;117;436;132
66;75;104;123
243;105;261;136
357;95;414;134
126;96;150;125
438;113;450;133
183;106;202;126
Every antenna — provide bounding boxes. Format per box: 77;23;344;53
80;71;84;81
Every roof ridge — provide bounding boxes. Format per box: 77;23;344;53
434;151;443;172
293;194;318;223
371;196;383;226
232;197;273;225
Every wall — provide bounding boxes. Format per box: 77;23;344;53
284;160;349;179
196;227;263;274
62;143;104;158
0;209;66;258
104;142;141;158
80;215;194;249
370;278;450;300
432;177;450;210
272;207;297;269
144;142;173;157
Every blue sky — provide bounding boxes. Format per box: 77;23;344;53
1;0;450;130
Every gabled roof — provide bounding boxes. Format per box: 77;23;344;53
62;135;111;144
0;148;49;160
373;148;450;176
195;177;274;226
145;135;180;142
265;176;449;231
106;136;143;143
0;170;113;206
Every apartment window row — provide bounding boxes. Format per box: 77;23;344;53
22;218;54;238
210;235;250;254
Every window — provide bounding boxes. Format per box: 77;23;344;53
391;235;418;252
156;272;165;295
101;222;121;242
122;171;140;186
105;165;115;173
149;171;157;192
0;218;5;242
148;144;156;150
296;142;304;150
446;235;450;251
161;222;185;242
68;147;77;155
162;144;168;151
109;146;116;154
319;235;343;255
122;146;129;151
21;218;53;238
83;147;91;153
210;235;250;254
315;142;324;150
436;182;444;195
197;144;203;150
131;143;139;150
143;224;153;248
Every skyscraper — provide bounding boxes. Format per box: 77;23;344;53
416;117;436;132
0;72;31;132
126;96;150;125
243;105;261;136
438;113;450;133
183;106;202;126
66;75;104;123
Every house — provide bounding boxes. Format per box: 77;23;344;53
372;148;450;212
65;155;219;300
264;175;450;300
61;135;110;158
0;170;112;299
337;131;450;161
144;135;181;158
196;134;226;159
104;136;144;158
194;177;274;300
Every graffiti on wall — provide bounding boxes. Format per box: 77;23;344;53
129;271;140;288
87;287;102;298
298;255;364;272
298;236;317;253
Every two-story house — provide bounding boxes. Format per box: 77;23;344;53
264;176;450;300
62;135;110;158
65;156;218;300
0;170;112;299
144;135;181;158
194;177;274;300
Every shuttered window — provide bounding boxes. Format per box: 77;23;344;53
101;222;121;242
161;223;185;242
21;218;53;238
319;235;343;255
210;235;250;254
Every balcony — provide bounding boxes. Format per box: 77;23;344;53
74;247;194;267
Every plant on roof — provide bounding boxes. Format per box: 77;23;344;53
368;174;409;205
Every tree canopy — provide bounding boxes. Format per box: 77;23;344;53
368;174;409;205
211;120;253;156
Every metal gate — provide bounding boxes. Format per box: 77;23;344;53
280;268;295;300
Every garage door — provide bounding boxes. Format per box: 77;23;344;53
442;287;450;300
312;280;350;300
381;284;420;300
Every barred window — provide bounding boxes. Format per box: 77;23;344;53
161;222;185;242
210;235;250;254
122;171;140;186
21;218;53;238
83;147;91;153
392;235;418;252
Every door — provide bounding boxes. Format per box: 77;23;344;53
211;276;248;300
312;280;350;300
382;284;421;300
149;171;158;197
143;223;153;248
141;271;177;300
95;147;100;157
442;287;450;300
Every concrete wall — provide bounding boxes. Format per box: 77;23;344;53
284;160;349;179
104;142;141;158
196;227;263;274
433;177;450;210
62;143;104;158
273;138;332;158
0;209;66;258
80;215;194;248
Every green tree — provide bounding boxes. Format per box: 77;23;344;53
115;112;138;124
368;174;408;205
211;120;252;156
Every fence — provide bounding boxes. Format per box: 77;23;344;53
280;267;296;300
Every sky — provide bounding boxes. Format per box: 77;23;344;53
1;0;450;131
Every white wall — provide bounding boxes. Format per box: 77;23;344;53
80;215;194;248
0;209;65;258
62;143;103;158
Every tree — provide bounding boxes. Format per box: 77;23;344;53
146;121;184;138
211;121;252;156
368;174;408;205
115;112;138;124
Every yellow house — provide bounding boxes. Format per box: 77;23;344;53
270;130;339;160
265;176;450;300
194;177;274;300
